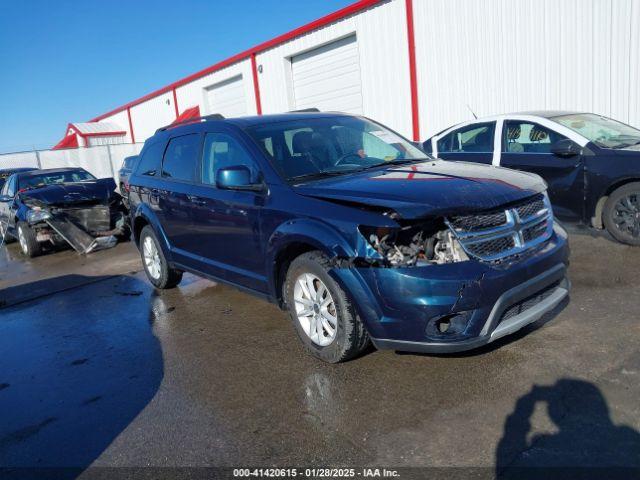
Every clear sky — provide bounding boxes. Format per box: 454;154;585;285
0;0;353;153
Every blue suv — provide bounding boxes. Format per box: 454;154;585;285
128;112;570;363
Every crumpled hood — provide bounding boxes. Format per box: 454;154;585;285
294;160;546;218
20;178;118;207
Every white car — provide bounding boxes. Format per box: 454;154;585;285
424;111;640;245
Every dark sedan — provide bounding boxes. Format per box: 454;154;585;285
424;112;640;245
0;167;129;257
0;167;38;190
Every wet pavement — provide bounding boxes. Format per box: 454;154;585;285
1;232;640;477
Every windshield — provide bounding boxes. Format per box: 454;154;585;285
19;170;95;191
552;113;640;149
246;116;428;182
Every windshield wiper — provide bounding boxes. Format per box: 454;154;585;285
347;157;430;174
289;171;348;184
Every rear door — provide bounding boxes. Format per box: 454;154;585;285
500;120;585;221
436;121;496;164
186;129;267;292
156;133;203;262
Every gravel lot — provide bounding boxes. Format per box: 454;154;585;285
1;231;639;478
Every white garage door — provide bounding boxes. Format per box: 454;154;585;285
204;75;247;118
291;35;363;114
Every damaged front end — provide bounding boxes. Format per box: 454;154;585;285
359;219;468;267
324;196;569;353
21;181;129;254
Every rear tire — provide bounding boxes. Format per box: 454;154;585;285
284;251;370;363
139;225;183;289
603;183;640;246
17;222;42;257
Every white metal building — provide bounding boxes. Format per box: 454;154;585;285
62;0;639;146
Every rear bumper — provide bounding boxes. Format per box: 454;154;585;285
330;222;570;353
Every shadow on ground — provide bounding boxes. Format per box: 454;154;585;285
0;274;162;479
496;378;640;479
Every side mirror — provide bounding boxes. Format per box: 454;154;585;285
551;138;581;158
216;166;264;192
0;195;13;203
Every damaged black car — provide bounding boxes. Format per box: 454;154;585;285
0;167;129;257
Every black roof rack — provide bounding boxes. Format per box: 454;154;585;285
155;113;225;133
289;108;321;113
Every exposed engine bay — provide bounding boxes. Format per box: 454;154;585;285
361;221;468;267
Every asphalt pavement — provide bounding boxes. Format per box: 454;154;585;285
0;232;639;479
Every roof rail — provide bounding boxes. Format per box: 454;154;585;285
155;113;225;133
289;108;321;113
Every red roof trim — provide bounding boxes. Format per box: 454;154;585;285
84;131;127;138
127;107;136;143
172;106;201;124
405;0;420;140
66;123;126;138
52;133;79;150
172;88;179;118
250;53;262;115
89;0;383;122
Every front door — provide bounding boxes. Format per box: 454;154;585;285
500;120;584;221
436;121;496;165
186;130;267;292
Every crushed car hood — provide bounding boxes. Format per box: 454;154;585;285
19;178;118;207
294;160;546;218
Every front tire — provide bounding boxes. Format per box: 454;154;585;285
284;251;370;363
603;183;640;246
139;225;183;289
17;222;42;257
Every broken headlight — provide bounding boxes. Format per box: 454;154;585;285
359;222;468;267
26;208;52;225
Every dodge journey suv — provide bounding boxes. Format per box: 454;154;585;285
129;112;570;363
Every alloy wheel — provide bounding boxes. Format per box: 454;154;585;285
18;226;28;254
293;273;338;347
613;193;640;238
143;236;161;280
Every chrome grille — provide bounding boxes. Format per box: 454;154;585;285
446;193;553;263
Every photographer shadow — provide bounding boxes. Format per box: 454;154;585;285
496;378;640;479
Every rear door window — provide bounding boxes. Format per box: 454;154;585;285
438;122;496;153
162;134;201;182
136;141;165;177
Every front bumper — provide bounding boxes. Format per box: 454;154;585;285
330;222;570;353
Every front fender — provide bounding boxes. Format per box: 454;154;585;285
265;218;358;299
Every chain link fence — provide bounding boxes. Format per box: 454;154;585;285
0;143;145;187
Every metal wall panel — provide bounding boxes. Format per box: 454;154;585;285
255;0;413;138
291;35;363;113
129;91;176;143
204;75;247;117
413;0;640;139
175;59;256;118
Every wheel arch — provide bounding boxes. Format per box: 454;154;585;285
265;219;356;307
592;178;640;229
